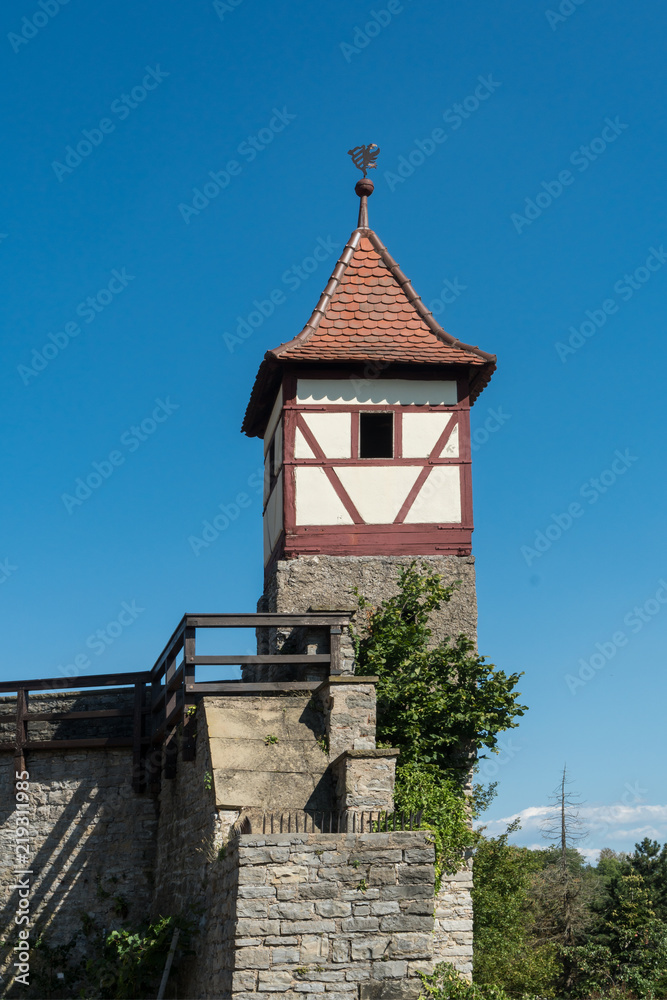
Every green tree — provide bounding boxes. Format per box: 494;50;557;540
629;838;667;922
352;563;527;876
473;822;558;997
353;563;527;770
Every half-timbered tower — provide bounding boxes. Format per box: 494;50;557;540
243;173;496;645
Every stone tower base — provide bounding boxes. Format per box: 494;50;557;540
258;553;477;979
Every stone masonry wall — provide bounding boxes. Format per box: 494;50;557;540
262;554;478;645
228;830;435;1000
0;744;156;997
433;857;474;978
262;555;478;981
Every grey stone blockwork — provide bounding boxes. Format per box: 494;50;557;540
0;744;156;991
262;554;478;644
184;830;437;1000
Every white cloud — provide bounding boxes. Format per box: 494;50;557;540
476;801;667;856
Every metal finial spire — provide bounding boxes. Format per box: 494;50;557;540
348;144;379;229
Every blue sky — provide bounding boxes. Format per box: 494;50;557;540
1;0;665;857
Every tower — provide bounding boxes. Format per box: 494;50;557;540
242;165;496;647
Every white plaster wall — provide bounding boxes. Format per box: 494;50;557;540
404;466;461;523
294;427;315;459
263;470;284;563
301;412;352;457
442;423;459;458
297;378;457;406
402;412;456;457
335;466;421;523
263;386;283;453
295;467;354;525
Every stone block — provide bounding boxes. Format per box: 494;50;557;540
237;898;271;918
235;946;271;969
402;849;434;863
386;933;432;960
397;864;434;884
359;982;422;1000
258;970;296;991
315;899;352;918
269;901;316;920
239;846;292;864
350;935;390;961
371;960;408;978
341;915;380;932
379;914;434;933
300;934;331;963
271;946;301;964
282;919;335;934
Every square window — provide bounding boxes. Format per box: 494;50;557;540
359;412;393;458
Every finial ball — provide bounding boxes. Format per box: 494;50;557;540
355;178;375;198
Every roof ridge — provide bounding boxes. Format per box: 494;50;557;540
269;227;496;367
271;229;362;357
364;230;496;365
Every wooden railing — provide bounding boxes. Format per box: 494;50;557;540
0;611;350;791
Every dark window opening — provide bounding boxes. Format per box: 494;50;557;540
267;436;278;492
359;412;394;458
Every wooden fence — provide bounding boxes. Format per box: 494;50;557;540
0;611;349;790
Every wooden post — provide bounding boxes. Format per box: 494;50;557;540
132;682;144;792
14;687;28;781
329;626;342;674
182;624;197;761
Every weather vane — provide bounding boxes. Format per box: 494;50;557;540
347;144;380;177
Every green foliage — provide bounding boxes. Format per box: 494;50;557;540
203;770;213;789
264;734;279;745
419;961;539;999
351;563;527;878
28;913;194;1000
473;823;667;999
393;760;474;882
352;563;527;768
472;824;558;997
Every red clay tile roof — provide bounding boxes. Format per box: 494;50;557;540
273;231;492;366
242;227;496;437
